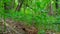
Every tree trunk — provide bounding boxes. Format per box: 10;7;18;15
16;0;24;11
49;1;53;16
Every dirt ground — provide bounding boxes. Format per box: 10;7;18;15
0;19;38;34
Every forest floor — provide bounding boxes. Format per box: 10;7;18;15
0;19;25;34
0;19;38;34
0;19;60;34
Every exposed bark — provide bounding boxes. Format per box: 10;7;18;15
49;1;53;16
16;0;24;11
